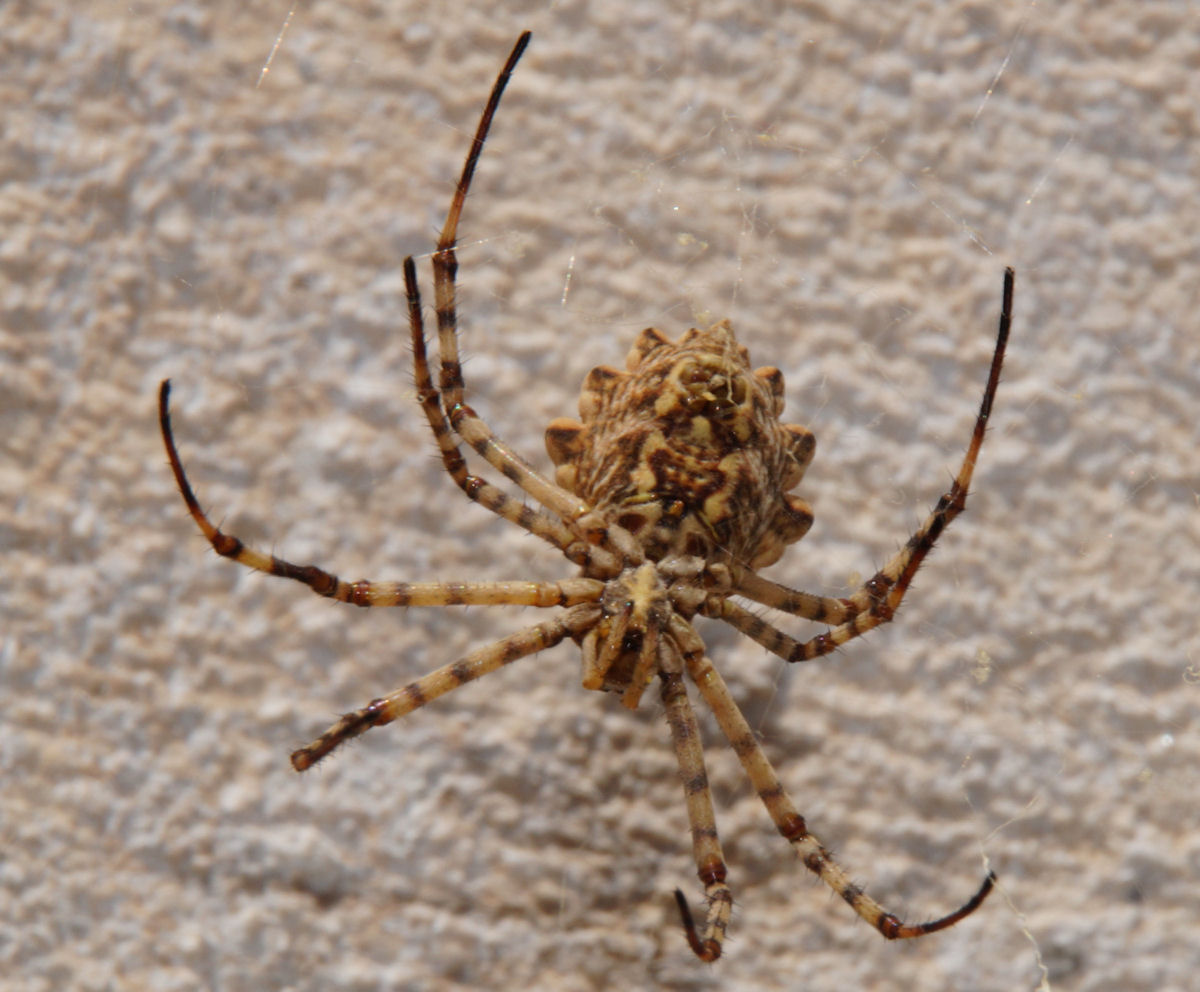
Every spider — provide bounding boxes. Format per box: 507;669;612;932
159;31;1010;961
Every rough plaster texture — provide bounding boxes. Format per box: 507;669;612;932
3;3;1198;991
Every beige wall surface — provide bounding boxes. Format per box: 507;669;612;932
3;3;1196;991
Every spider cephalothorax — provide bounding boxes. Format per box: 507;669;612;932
546;320;816;568
159;31;1009;962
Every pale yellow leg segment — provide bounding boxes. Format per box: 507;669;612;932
291;604;600;770
404;256;625;575
419;33;594;531
713;598;855;663
417;33;643;569
729;566;855;625
447;405;592;521
660;646;732;962
684;649;994;937
429;33;529;415
161;383;605;610
347;578;603;608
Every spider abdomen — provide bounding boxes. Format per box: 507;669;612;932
545;320;816;566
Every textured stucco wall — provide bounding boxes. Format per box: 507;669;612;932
3;3;1197;991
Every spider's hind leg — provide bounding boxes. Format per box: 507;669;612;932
683;649;994;938
660;643;732;961
291;603;600;769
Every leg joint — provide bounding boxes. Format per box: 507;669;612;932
779;813;808;842
698;859;727;886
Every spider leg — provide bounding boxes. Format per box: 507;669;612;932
423;34;585;521
660;641;732;962
420;32;646;573
428;29;530;425
715;267;1013;663
337;578;602;608
406;32;647;571
292;603;600;770
681;644;994;938
709;596;927;667
160;381;607;606
404;256;622;576
729;566;856;625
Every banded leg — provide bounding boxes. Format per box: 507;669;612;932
730;566;856;626
413;31;648;567
342;578;603;609
660;648;733;962
683;648;994;937
160;381;604;607
712;599;844;663
721;267;1014;663
429;31;528;419
423;34;585;523
421;30;645;572
292;603;600;770
405;256;622;577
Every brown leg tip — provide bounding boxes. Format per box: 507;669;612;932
673;889;722;962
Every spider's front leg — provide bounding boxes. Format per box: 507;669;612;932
714;267;1015;666
159;381;604;609
841;267;1013;623
403;256;622;578
413;33;644;570
421;32;587;527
